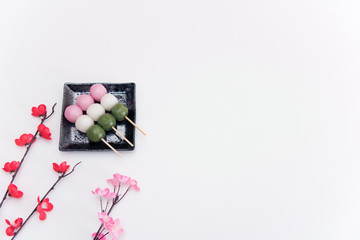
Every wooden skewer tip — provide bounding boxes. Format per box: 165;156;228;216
101;138;122;158
125;116;147;135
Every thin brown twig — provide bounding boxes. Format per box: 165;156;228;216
11;162;81;239
98;232;109;240
44;103;57;120
0;103;57;209
93;186;131;240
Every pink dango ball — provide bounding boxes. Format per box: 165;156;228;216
76;94;94;111
90;84;107;102
64;105;83;123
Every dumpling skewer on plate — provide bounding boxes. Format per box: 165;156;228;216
100;92;146;135
87;103;134;147
64;105;123;157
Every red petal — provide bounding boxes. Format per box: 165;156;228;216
41;133;51;140
42;130;51;138
37;204;43;213
2;162;11;172
26;134;34;144
10;161;20;171
53;163;60;172
59;162;69;172
38;125;52;140
46;202;53;211
5;219;11;225
43;134;51;140
13;190;23;198
15;138;24;146
38;104;47;115
14;218;23;227
39;211;46;220
38;124;45;131
64;165;70;172
60;162;67;168
8;183;17;193
19;134;28;143
31;107;40;117
6;227;14;236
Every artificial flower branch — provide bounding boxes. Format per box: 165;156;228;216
93;186;131;240
0;103;56;210
9;161;81;239
95;186;132;240
92;174;140;240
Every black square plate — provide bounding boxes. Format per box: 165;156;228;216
59;83;135;151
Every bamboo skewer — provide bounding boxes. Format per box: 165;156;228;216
125;116;146;135
101;138;122;158
112;126;134;147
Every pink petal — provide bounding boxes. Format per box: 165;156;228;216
108;192;116;199
102;188;110;196
92;188;101;195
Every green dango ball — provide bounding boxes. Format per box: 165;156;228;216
87;125;106;143
98;113;116;131
111;103;128;121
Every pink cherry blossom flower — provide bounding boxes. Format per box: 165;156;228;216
104;218;115;229
92;188;110;197
92;188;116;199
106;178;119;186
128;179;140;191
115;174;130;183
104;192;116;200
105;218;124;240
107;174;130;186
98;212;111;224
92;232;107;240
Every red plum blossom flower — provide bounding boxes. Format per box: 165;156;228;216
8;184;23;198
37;197;53;220
5;218;22;236
2;161;20;173
31;104;47;117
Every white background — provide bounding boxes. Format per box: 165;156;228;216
0;0;360;239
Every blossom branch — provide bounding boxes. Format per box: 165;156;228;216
44;103;56;120
92;175;139;240
0;103;56;210
10;162;81;239
93;186;131;240
98;232;109;240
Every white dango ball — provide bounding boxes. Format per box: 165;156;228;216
75;115;94;133
87;103;105;121
100;94;118;111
